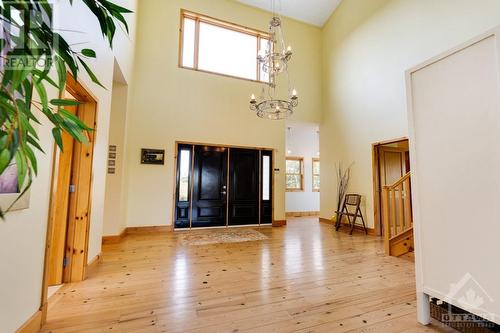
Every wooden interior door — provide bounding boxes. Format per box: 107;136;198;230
64;101;96;282
228;148;259;226
191;145;228;228
379;146;408;187
47;105;77;286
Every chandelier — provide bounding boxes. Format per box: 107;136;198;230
250;1;298;120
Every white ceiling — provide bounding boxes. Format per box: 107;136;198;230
237;0;342;27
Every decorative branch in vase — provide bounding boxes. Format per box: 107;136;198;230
333;162;353;230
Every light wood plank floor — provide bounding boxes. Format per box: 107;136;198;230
42;217;456;333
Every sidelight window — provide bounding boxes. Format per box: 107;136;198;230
312;158;320;192
179;10;270;82
262;155;271;200
286;157;303;191
178;149;191;202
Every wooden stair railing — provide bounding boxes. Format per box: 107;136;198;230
382;172;413;256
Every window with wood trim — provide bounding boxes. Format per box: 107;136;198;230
179;10;270;82
286;157;304;191
312;158;320;192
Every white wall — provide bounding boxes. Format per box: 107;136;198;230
320;0;500;228
0;1;137;332
103;78;129;236
285;122;320;213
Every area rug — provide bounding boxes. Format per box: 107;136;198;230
177;228;268;246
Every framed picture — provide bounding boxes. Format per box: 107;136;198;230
141;149;165;165
0;161;30;211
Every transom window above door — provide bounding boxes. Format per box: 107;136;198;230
179;10;270;82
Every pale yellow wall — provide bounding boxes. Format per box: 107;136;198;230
320;0;500;227
125;0;322;227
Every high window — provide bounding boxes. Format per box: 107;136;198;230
179;10;270;82
312;158;320;192
286;157;304;191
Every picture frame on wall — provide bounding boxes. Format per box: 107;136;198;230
0;161;31;211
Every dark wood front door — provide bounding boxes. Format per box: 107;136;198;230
228;148;259;225
191;145;228;228
174;144;273;229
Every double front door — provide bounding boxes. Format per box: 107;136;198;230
175;144;272;229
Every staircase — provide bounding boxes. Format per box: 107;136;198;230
382;172;414;257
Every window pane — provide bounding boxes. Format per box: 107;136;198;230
313;160;320;175
313;175;320;191
262;155;270;200
286;174;301;190
286;160;300;174
182;18;195;68
259;38;270;83
178;149;191;201
198;22;257;80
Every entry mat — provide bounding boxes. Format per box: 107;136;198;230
177;228;268;246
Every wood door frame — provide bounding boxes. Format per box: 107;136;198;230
371;137;408;236
172;141;275;230
40;73;98;323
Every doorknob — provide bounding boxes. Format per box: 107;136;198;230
221;191;227;195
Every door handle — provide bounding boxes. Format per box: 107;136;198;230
221;191;227;195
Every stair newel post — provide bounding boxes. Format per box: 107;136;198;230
382;186;391;255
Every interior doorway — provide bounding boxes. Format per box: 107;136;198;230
43;73;97;301
372;138;409;236
174;143;273;229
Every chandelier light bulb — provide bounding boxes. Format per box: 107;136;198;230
287;46;292;52
292;89;297;97
251;94;256;100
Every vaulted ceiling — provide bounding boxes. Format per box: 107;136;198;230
237;0;342;27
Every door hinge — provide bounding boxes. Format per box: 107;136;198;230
63;257;69;267
69;184;76;193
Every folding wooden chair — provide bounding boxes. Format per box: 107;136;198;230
335;194;368;235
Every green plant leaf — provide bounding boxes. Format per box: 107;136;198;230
0;149;12;175
50;99;81;106
55;56;67;93
24;145;38;175
33;79;49;110
81;48;96;58
59;108;92;131
52;128;63;151
78;57;106;89
15;150;27;190
27;134;44;153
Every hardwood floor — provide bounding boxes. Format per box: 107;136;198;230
41;217;455;333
